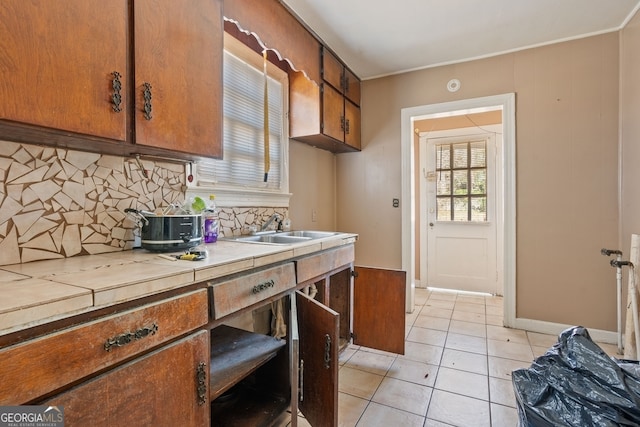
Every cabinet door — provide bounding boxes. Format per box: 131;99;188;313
343;67;361;106
296;291;339;427
0;0;127;141
322;83;345;143
322;49;343;93
344;100;361;150
290;294;300;427
353;267;406;355
44;330;209;427
134;0;222;159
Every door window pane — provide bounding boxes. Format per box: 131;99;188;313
437;198;451;221
470;169;486;195
436;171;451;195
471;197;487;221
453;198;468;221
437;145;451;169
452;143;468;168
453;170;468;195
470;141;486;167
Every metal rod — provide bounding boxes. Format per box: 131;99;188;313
616;254;623;354
602;248;625;354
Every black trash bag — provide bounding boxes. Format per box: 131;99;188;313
512;326;640;427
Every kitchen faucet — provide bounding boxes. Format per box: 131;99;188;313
260;213;282;232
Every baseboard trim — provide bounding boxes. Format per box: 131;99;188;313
512;317;618;345
413;285;619;345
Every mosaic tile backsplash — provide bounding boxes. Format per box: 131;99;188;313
0;141;287;266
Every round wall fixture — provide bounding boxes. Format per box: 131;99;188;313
447;78;461;92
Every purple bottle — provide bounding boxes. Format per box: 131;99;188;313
203;195;218;243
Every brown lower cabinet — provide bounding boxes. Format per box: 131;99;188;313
208;257;406;427
0;247;404;427
43;331;210;426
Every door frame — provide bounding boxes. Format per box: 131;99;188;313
420;126;502;295
401;93;516;327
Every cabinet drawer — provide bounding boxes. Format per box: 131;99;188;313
296;245;355;283
210;263;295;319
0;289;208;405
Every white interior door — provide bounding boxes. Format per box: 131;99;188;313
420;128;500;294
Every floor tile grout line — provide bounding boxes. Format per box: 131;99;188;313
402;291;512;425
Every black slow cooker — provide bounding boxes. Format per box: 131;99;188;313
125;208;203;252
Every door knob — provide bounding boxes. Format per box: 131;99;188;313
429;222;434;227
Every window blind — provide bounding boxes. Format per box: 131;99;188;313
197;50;283;190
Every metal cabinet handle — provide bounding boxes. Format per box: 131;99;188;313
196;362;207;406
324;334;332;369
345;118;350;135
142;82;153;120
111;71;122;113
252;279;275;294
103;323;158;351
299;359;304;402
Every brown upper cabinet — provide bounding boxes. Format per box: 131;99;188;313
0;1;128;144
289;47;362;153
0;0;222;161
224;0;362;154
133;0;222;160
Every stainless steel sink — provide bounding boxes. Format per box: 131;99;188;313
229;234;311;244
224;230;339;245
279;230;338;239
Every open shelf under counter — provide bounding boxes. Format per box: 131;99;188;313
209;324;286;401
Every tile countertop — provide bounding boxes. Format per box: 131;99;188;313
0;233;357;337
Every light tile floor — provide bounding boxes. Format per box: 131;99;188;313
282;288;620;427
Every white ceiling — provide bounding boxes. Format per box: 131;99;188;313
281;0;640;80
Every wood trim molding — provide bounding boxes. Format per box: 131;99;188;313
223;0;321;83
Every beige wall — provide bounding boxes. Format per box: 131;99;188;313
288;140;337;231
337;32;621;331
621;12;640;263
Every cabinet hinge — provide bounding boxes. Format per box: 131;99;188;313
350;332;356;341
351;269;358;278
